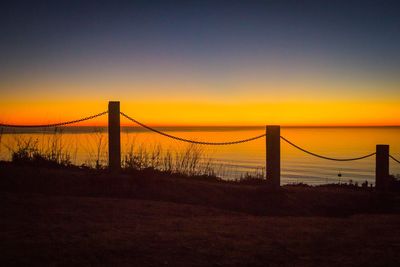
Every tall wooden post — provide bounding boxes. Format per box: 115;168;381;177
376;144;389;190
108;101;121;171
266;125;280;189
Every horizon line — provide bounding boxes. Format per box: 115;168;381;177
35;124;400;128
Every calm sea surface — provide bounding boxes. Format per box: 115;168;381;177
1;126;399;185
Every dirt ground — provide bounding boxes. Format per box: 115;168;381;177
1;192;400;267
1;162;400;266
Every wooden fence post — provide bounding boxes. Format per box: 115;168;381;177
376;144;389;190
266;125;280;189
108;101;121;171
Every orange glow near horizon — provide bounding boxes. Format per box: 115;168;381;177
1;98;399;127
1;65;400;127
1;73;399;127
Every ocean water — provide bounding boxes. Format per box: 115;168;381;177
1;126;399;185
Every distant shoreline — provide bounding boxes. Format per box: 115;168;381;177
2;125;400;134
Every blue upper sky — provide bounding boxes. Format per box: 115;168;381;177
1;0;399;75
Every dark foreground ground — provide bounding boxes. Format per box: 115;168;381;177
1;162;400;266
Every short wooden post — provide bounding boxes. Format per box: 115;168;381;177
108;101;121;171
375;144;389;190
266;125;280;189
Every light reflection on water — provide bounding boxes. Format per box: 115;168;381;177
1;126;399;185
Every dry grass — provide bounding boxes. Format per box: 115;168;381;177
82;128;108;169
0;130;273;184
2;131;223;178
123;139;216;177
4;128;73;167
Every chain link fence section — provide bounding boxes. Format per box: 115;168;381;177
280;135;376;161
390;155;400;164
0;111;108;128
120;112;266;145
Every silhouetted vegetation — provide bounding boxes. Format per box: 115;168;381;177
234;168;266;185
122;141;216;178
7;129;72;168
5;136;274;184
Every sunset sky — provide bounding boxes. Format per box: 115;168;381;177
1;0;399;126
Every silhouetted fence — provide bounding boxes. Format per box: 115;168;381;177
1;101;399;190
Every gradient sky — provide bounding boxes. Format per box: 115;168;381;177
1;0;399;126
